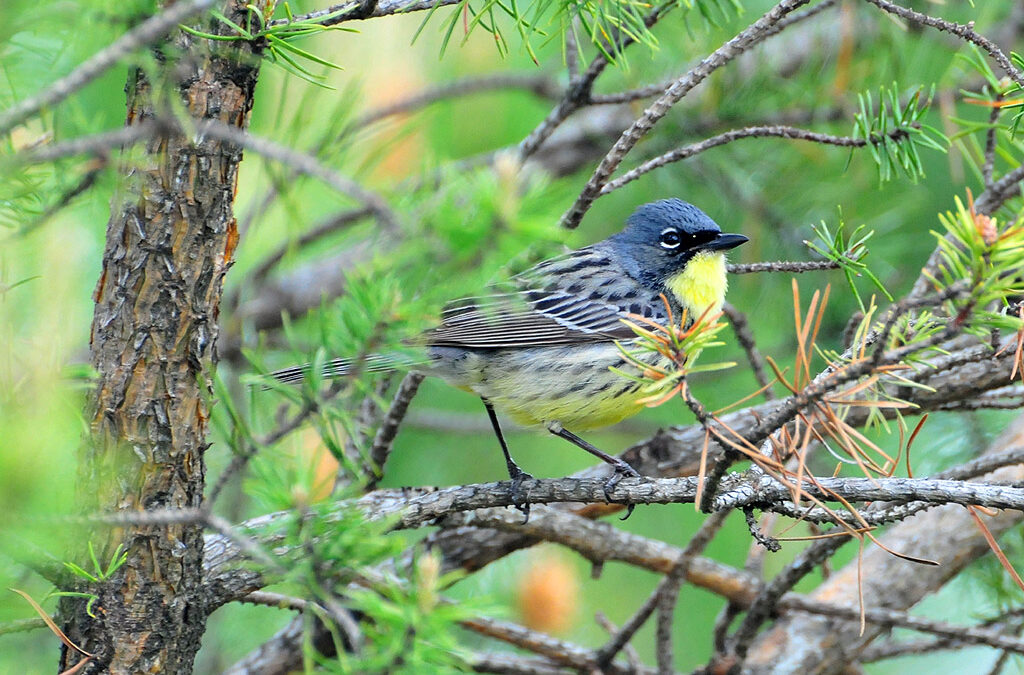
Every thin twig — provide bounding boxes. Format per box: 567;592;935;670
728;535;850;659
516;61;609;161
595;613;642;671
655;510;731;674
467;652;589;674
589;81;675;105
781;595;1024;656
859;636;967;662
674;384;727;514
975;163;1024;215
722;302;774;399
601;124;917;195
442;505;759;605
341;374;393;488
982;93;1004;188
761;0;841;38
239;590;310;612
0;0;215;135
463;615;647;674
937;444;1024;481
238;590;365;653
366;373;425;490
727;260;841;274
595;510;730;668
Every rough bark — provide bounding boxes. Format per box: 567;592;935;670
59;3;261;672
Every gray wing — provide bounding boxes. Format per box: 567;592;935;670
423;247;666;349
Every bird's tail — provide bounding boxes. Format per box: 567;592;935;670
269;352;427;385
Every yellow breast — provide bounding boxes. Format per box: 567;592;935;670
664;251;728;318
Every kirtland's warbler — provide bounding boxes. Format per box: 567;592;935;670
272;198;747;508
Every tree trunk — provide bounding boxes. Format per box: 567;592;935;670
60;3;262;672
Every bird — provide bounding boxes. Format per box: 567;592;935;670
270;198;747;515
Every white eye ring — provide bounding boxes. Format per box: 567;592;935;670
659;227;681;249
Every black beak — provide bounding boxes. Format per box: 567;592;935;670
704;233;749;251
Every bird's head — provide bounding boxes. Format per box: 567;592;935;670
607;198;748;317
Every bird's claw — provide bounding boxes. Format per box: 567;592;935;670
603;461;641;520
509;469;535;523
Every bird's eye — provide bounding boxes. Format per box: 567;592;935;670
659;228;681;249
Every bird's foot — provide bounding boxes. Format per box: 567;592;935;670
508;467;535;523
603;460;641;520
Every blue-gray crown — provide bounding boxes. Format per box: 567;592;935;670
604;198;748;288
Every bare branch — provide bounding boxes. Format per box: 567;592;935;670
270;0;462;26
463;615;650;674
601;124;915;196
728;260;841;274
761;0;841;38
366;373;425;489
982;94;1003;188
975;163;1024;215
468;652;584;674
595;510;730;668
80;472;1024;535
656;511;731;672
859;609;1024;663
588;81;676;105
722;302;775;401
781;595;1024;656
729;535;850;660
10;120;163;163
714;475;1024;513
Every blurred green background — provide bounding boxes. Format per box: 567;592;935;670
1;0;1022;671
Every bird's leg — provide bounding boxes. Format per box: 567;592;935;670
483;400;533;520
546;421;640;519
